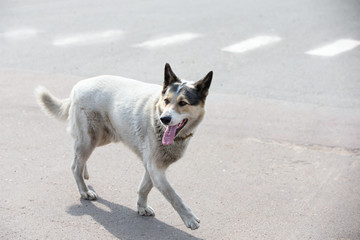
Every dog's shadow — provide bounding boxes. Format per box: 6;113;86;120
67;197;203;240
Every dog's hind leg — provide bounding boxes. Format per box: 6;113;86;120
69;108;103;200
137;170;155;216
72;139;97;200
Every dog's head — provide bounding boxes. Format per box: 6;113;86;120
158;63;213;145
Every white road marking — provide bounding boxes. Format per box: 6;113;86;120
1;29;38;40
134;33;201;48
306;39;360;56
222;36;282;53
53;30;123;46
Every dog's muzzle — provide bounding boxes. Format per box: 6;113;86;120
161;118;188;146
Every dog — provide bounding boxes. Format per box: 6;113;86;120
35;63;212;230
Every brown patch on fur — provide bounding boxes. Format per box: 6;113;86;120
160;89;205;120
173;94;204;113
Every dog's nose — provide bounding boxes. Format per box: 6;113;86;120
160;116;172;125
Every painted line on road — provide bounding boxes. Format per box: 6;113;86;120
53;30;124;46
134;33;201;48
306;39;360;57
1;28;38;40
222;36;282;53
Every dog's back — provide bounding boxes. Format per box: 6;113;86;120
36;76;162;153
71;76;162;153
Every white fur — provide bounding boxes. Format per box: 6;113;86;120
35;75;203;230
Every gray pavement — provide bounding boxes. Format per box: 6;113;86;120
1;0;360;239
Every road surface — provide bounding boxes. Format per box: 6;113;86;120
1;0;359;239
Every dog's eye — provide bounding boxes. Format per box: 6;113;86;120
164;99;170;105
178;101;188;107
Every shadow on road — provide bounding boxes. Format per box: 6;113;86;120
67;197;203;240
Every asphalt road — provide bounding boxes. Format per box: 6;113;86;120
1;0;360;239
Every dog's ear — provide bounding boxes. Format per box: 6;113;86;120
194;71;213;100
163;63;180;91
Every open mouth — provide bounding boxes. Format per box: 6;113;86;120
175;119;188;136
162;118;188;145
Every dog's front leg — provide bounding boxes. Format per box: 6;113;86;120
137;170;155;216
146;162;200;230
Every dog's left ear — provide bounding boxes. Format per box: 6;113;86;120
163;63;180;91
194;71;213;100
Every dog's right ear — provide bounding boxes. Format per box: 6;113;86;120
163;63;180;92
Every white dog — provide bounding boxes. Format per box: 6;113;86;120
35;63;212;230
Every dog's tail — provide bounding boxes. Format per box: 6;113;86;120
34;86;70;121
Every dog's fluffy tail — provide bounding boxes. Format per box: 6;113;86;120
34;86;70;121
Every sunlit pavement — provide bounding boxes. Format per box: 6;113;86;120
1;0;359;239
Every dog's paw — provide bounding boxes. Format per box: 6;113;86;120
80;190;97;200
183;214;200;230
137;205;155;216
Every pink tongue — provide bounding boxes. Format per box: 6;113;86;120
162;125;177;145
